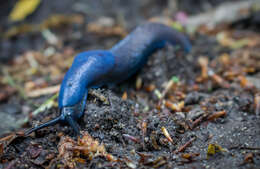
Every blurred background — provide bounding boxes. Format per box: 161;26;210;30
0;0;256;61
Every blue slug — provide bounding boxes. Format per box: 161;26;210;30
26;22;192;135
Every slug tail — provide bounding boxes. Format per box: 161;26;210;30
149;22;192;53
25;116;61;135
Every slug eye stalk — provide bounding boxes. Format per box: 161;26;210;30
66;115;80;136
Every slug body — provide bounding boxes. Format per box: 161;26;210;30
26;22;192;135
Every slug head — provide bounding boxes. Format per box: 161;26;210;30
24;109;80;136
59;106;81;135
25;92;88;136
59;91;88;135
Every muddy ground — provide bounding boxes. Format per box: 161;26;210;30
0;0;260;169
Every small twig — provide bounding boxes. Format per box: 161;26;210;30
159;76;179;104
141;119;147;150
122;134;140;143
27;85;60;98
175;137;196;153
254;93;260;118
230;146;260;150
198;56;209;79
165;100;184;112
190;115;207;129
207;111;226;121
208;70;230;88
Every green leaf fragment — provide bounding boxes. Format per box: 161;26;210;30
171;76;179;83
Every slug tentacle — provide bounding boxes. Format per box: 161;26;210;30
66;115;80;136
25;116;61;135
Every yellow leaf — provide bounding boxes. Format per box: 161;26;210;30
207;144;216;156
207;143;227;159
9;0;41;22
